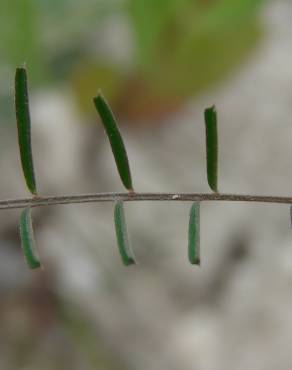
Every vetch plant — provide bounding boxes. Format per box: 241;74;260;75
15;67;37;196
114;201;136;266
93;92;134;192
204;105;218;193
188;202;200;266
5;66;292;269
19;207;41;269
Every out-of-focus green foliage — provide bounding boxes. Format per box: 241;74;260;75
72;62;124;114
0;0;264;122
0;0;42;81
128;0;263;67
0;0;120;83
72;0;264;119
127;0;264;97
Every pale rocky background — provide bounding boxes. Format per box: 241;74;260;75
1;0;292;369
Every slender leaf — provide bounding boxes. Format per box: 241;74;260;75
15;67;37;195
204;105;218;192
19;207;41;269
114;201;136;266
290;205;292;229
188;202;200;265
93;93;133;191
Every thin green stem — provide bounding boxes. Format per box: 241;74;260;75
0;192;292;210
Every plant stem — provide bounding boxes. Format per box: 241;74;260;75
1;192;292;210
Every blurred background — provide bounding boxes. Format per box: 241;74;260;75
1;0;292;369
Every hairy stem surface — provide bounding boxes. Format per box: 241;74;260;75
0;192;292;210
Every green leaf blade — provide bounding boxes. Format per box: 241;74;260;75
93;93;133;191
19;207;41;269
15;67;37;195
188;202;200;265
114;201;136;266
204;105;218;192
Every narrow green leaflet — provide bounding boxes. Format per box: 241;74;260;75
114;201;136;266
15;67;37;195
188;202;200;265
290;205;292;228
93;93;133;191
19;207;41;269
204;105;218;192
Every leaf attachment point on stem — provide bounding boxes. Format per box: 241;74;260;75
114;201;136;266
15;67;37;195
93;93;133;191
204;105;218;192
188;202;200;265
19;207;41;269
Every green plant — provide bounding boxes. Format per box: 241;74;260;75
5;66;292;269
127;0;264;96
71;0;264;120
